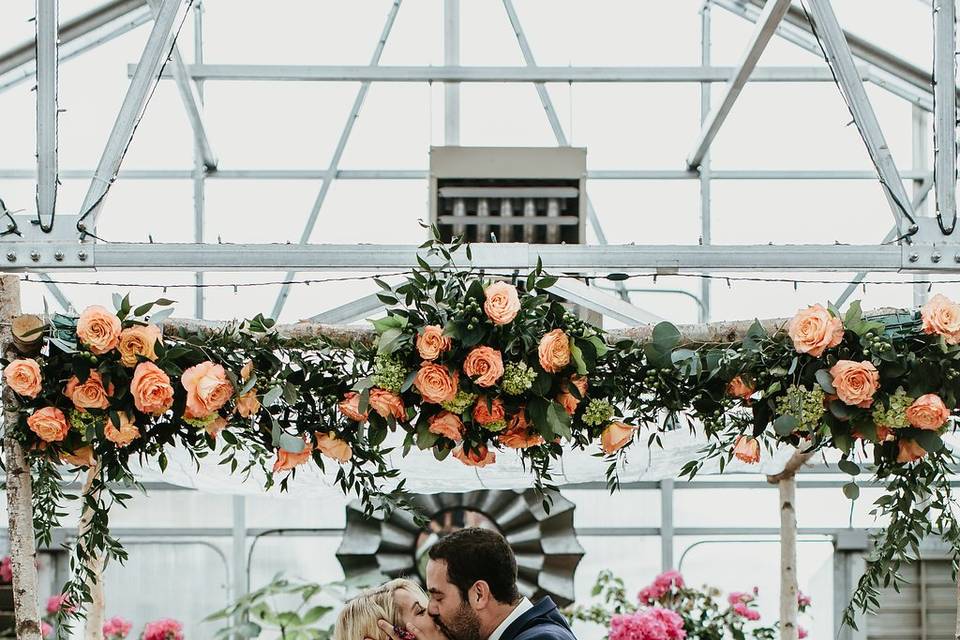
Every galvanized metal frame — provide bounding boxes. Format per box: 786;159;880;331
933;0;957;234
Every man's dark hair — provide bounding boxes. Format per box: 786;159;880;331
428;527;520;605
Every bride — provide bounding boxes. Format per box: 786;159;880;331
334;578;445;640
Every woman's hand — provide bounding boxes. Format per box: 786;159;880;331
367;619;424;640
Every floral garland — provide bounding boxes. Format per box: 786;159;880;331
2;238;958;628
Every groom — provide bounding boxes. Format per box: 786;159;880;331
379;527;578;640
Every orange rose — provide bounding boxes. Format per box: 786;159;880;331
483;282;521;325
428;411;465;442
205;416;229;439
240;359;255;382
368;388;405;420
905;393;950;430
273;440;314;473
897;439;928;463
181;361;233;419
315;431;353;463
498;411;545;449
28;407;69;443
921;293;960;344
4;358;42;398
416;325;452;361
726;376;754;402
339;392;368;422
104;412;140;447
453;444;496;467
131;362;174;416
538;329;571;373
63;371;113;411
60;446;95;468
414;363;458;404
787;304;843;357
76;305;122;355
556;376;589;416
733;435;760;464
473;397;505;426
829;360;879;408
117;324;161;367
235;390;261;418
601;421;636;454
463;346;504;387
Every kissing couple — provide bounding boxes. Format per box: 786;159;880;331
334;528;578;640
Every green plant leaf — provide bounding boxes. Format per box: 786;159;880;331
773;414;799;436
815;369;836;394
651;322;681;351
843;482;860;500
838;459;861;476
279;433;306;453
263;387;283;407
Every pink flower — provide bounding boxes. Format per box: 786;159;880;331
798;626;808;639
142;618;184;640
41;622;53;639
653;570;684;592
732;602;761;621
46;593;76;615
797;591;812;608
727;591;754;606
0;556;10;583
610;608;686;640
103;616;133;639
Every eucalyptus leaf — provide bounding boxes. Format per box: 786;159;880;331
815;369;836;394
838;459;861;476
263;386;283;407
843;482;860;501
773;414;799;436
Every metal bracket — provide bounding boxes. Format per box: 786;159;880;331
900;218;960;270
0;215;93;270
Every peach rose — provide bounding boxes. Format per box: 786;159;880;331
28;407;69;443
76;305;122;355
921;293;960;344
428;411;465;442
473;397;505;426
240;359;255;382
498;411;545;449
104;412;140;447
897;438;928;463
117;324;161;367
181;361;233;419
787;304;844;357
733;435;760;464
416;325;452;361
60;446;95;469
463;346;504;387
483;282;521;325
273;440;313;473
414;363;458;404
905;393;950;430
726;376;754;402
829;360;880;408
453;444;496;468
601;421;636;454
315;431;353;463
339;392;368;422
131;362;174;416
205;416;228;439
556;376;589;416
538;329;571;373
854;424;895;442
63;371;113;411
235;390;261;418
369;388;405;420
4;358;42;398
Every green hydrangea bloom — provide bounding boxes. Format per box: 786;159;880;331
872;387;913;429
582;399;615;426
441;390;478;415
373;355;408;394
502;362;538;396
775;385;826;432
480;419;507;433
184;414;218;428
69;409;103;437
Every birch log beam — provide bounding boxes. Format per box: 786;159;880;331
1;275;42;639
80;462;105;640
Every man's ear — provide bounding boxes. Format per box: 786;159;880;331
471;580;493;610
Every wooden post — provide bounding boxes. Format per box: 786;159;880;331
1;275;42;639
80;463;104;640
768;449;813;640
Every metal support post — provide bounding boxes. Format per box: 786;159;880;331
443;0;460;145
192;0;205;317
699;2;712;323
913;106;931;307
933;0;957;234
232;496;246;608
35;0;59;228
660;479;675;571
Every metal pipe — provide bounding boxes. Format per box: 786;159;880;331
192;0;205;318
545;198;560;244
35;0;59;229
933;0;957;233
699;2;712;324
522;198;536;243
443;0;460;145
476;198;490;242
452;197;466;238
499;198;514;242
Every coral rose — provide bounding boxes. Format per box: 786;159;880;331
339;392;368;422
921;293;960;344
897;438;928;463
315;431;353;463
240;359;255;382
235;390;261;418
205;416;228;439
498;411;545;449
60;445;96;468
76;305;122;355
787;304;844;357
428;411;465;442
4;358;42;398
601;421;637;454
273;440;313;473
104;412;140;447
483;281;521;325
117;324;161;367
416;325;452;361
905;393;950;430
453;444;496;467
473;397;505;426
181;361;233;419
64;371;113;411
829;360;879;408
726;376;754;402
28;407;69;443
538;329;571;373
131;362;174;416
556;376;589;416
369;388;405;420
733;435;760;464
414;362;458;404
463;346;504;388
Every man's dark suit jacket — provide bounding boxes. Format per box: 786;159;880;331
499;598;577;640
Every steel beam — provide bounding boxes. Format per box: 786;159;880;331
546;280;666;325
36;273;74;312
78;0;192;233
35;0;59;228
933;0;956;233
443;0;460;145
687;0;792;170
699;3;713;323
309;293;385;324
270;0;402;320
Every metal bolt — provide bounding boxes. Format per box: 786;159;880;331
932;252;942;263
54;251;64;262
908;224;920;234
954;253;960;263
29;251;40;262
77;251;87;262
5;252;15;262
909;253;919;262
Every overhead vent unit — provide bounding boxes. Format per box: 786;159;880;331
429;147;587;244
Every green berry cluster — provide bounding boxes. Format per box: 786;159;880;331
872;387;913;429
582;398;615;426
480;419;507;433
452;297;486;330
775;385;826;432
69;409;103;436
373;354;408;394
441;390;478;415
184;414;218;428
502;362;537;395
861;329;893;358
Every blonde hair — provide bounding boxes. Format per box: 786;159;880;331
334;579;427;640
